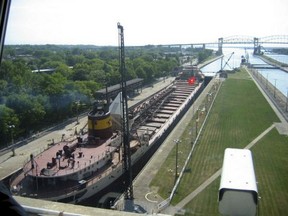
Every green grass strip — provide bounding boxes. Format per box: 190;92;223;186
150;68;287;215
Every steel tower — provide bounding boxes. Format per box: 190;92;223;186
117;22;133;200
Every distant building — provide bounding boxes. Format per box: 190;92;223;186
95;78;143;101
32;68;56;74
32;66;73;74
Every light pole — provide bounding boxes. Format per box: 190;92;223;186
205;93;209;110
286;88;288;112
8;124;15;147
196;118;199;136
274;79;277;98
195;107;201;136
8;124;16;156
174;139;181;183
206;92;212;109
196;108;200;119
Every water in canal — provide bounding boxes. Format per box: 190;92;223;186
201;48;288;97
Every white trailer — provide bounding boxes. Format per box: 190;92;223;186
218;148;258;216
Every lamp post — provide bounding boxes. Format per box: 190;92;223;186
8;124;16;156
286;88;288;112
196;118;199;136
273;79;277;98
205;93;209;110
206;92;212;109
174;139;181;183
195;107;201;137
8;124;15;147
196;108;200;119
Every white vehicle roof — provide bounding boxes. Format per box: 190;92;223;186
219;148;258;192
218;148;258;216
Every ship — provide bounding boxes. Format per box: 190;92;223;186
9;65;205;204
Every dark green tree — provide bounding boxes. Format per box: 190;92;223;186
6;94;46;134
0;105;20;147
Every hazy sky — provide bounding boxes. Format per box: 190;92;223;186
5;0;288;46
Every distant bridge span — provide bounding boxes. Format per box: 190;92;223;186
154;35;288;55
218;35;288;54
220;35;288;44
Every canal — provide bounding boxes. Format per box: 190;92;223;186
201;48;288;97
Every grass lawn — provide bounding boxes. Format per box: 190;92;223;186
150;68;288;215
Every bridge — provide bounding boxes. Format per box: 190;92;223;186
153;35;288;55
218;35;288;54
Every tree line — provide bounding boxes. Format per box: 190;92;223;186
0;44;213;148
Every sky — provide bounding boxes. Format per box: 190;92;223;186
5;0;288;46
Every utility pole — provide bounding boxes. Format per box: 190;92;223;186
118;22;133;201
174;139;181;183
274;79;277;98
8;124;15;156
8;124;15;147
286;88;288;112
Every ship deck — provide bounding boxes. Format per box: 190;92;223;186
134;80;196;144
23;133;119;177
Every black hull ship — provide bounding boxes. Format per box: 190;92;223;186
10;66;205;204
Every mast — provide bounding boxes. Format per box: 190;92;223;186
117;22;133;200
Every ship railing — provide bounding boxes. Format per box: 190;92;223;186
20;135;82;174
22;148;116;177
14;161;123;199
19;180;86;199
84;159;122;187
21;149;122;182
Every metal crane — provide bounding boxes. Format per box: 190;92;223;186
117;22;133;200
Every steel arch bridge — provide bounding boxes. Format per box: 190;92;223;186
218;35;288;54
220;35;288;44
132;35;288;55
